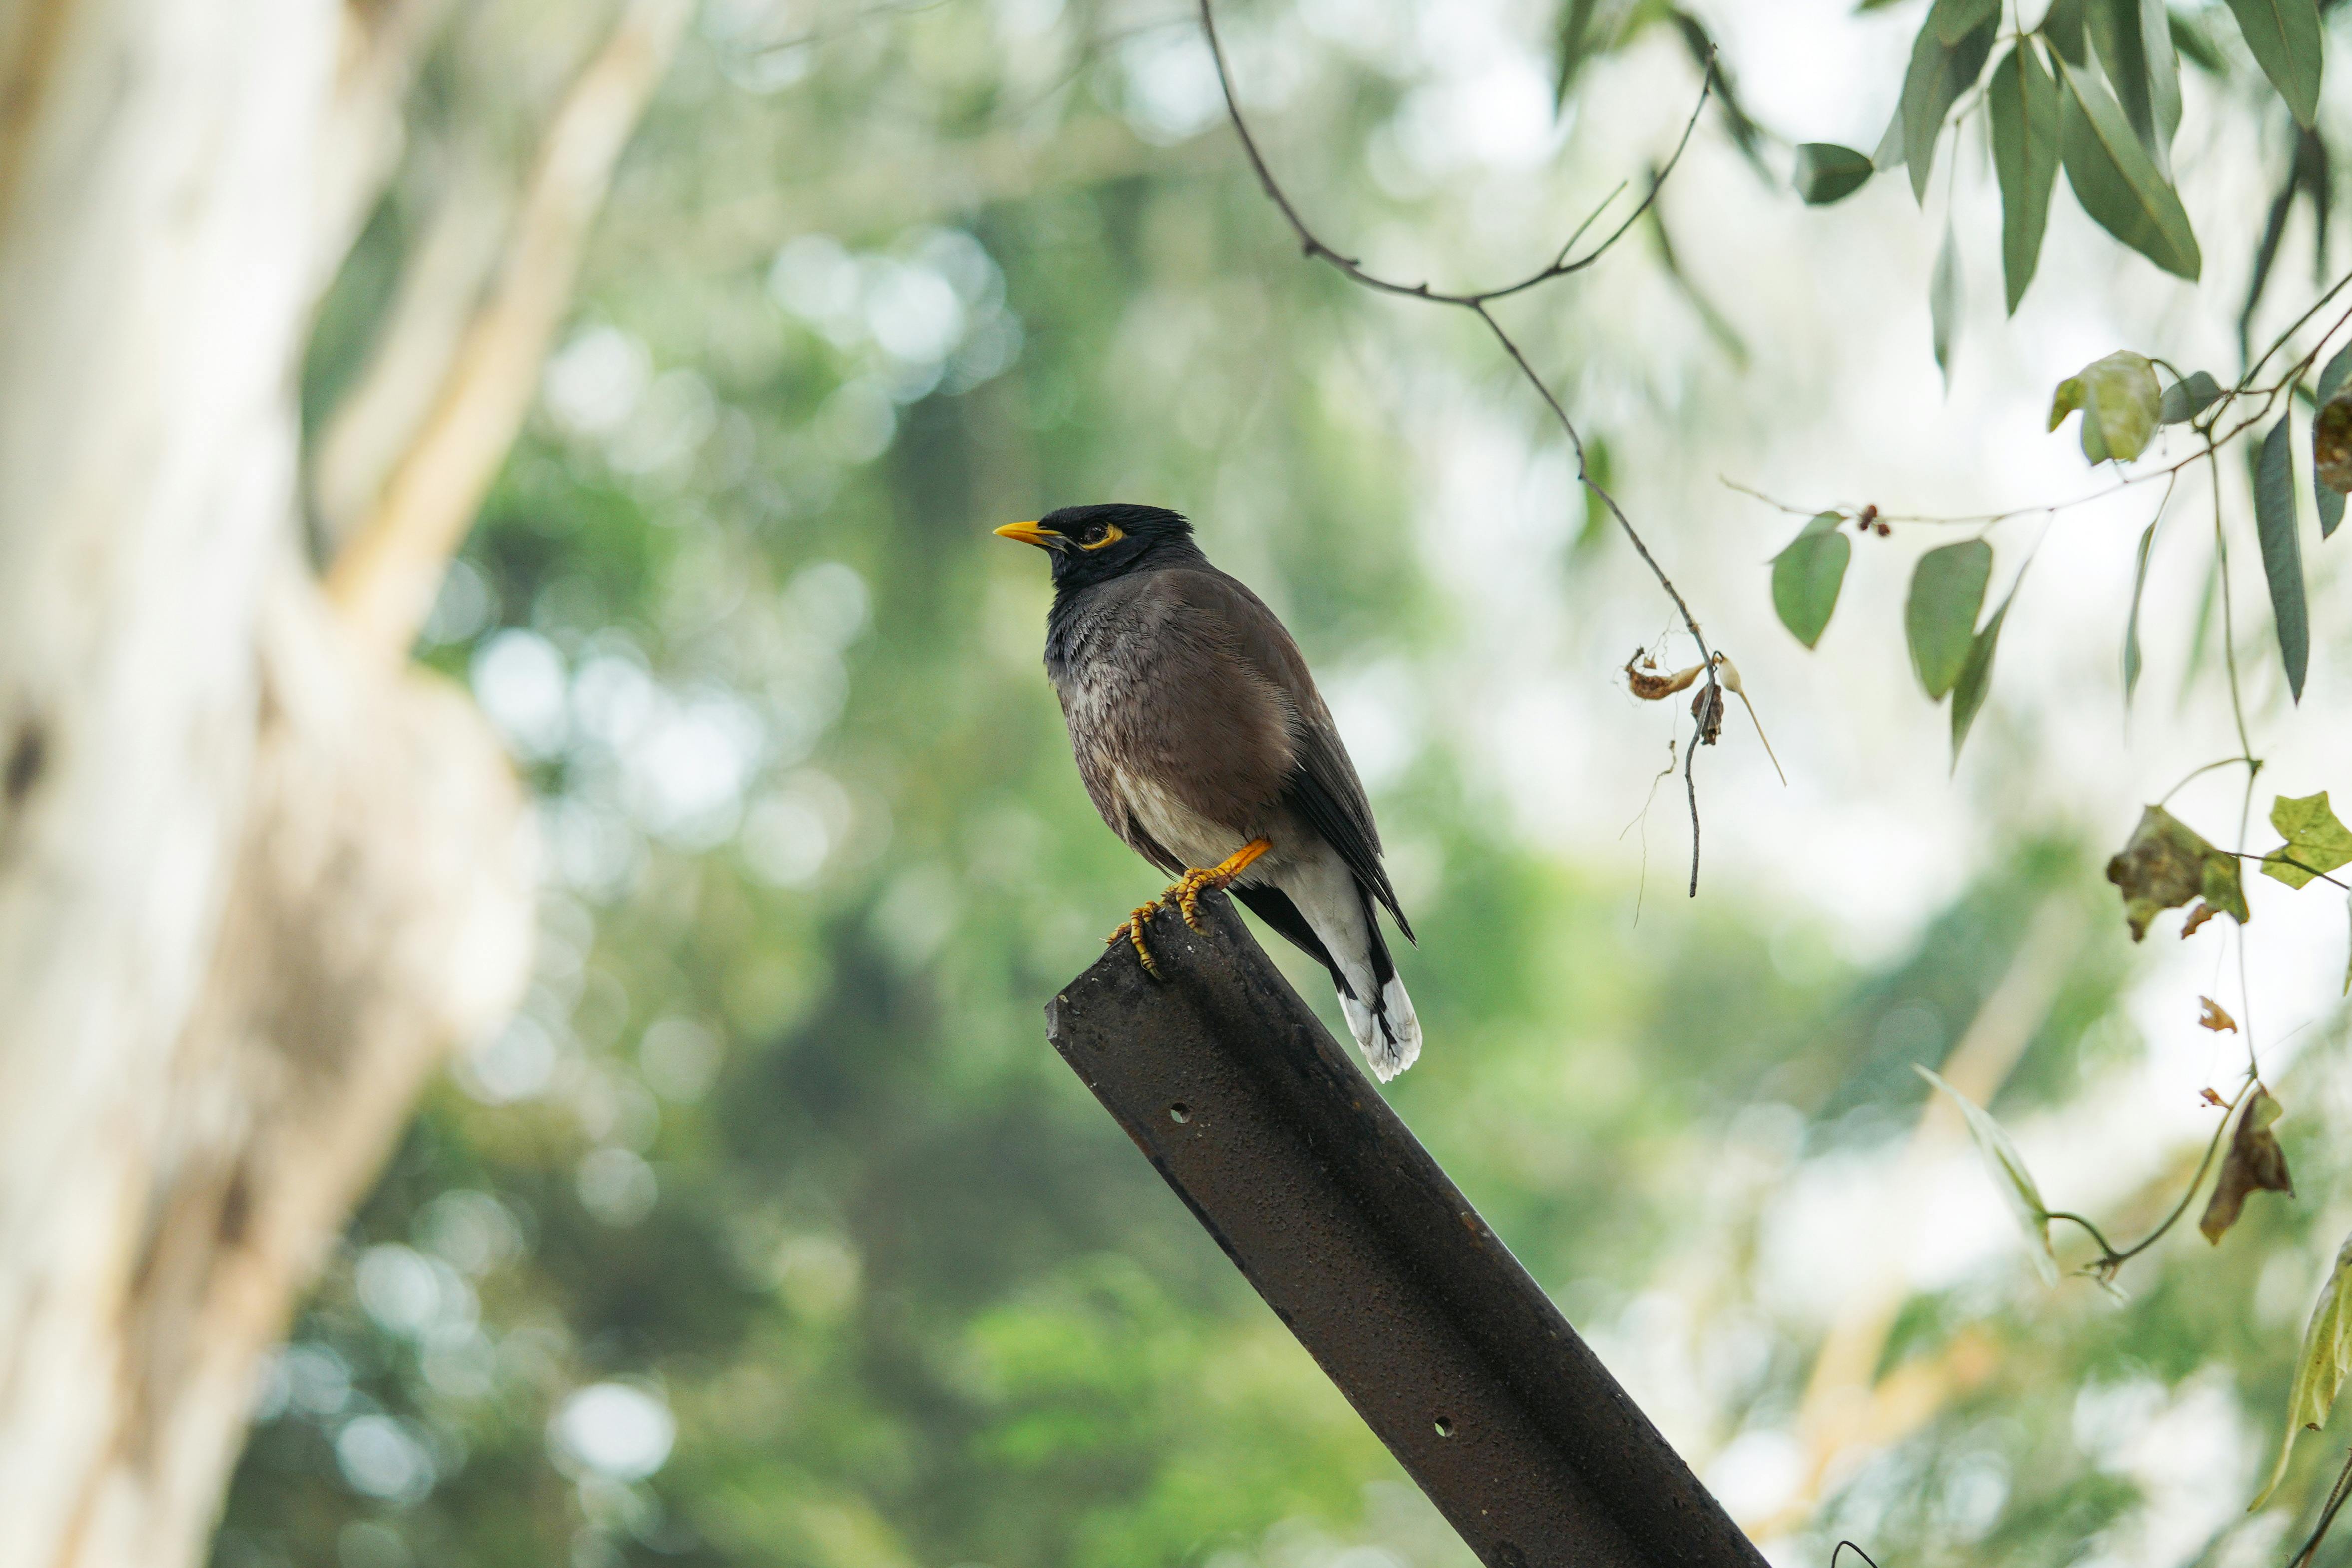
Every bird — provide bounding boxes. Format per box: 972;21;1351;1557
994;503;1420;1080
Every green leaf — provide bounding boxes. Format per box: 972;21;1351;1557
2222;0;2324;129
2055;56;2201;280
1554;0;1605;102
2320;351;2352;538
1931;221;1961;385
2049;351;2161;462
1872;101;1907;171
1900;7;1999;201
2124;518;2157;702
2105;804;2249;941
1950;574;2016;763
1792;143;1876;204
1915;1066;2059;1285
2320;345;2352;405
1990;41;2063;314
2088;0;2179;168
2041;0;2090;65
1934;0;2000;43
1771;512;1851;649
1906;539;1992;699
2262;792;2352;889
2252;1230;2352;1509
2255;414;2308;702
2170;9;2227;73
2159;369;2223;424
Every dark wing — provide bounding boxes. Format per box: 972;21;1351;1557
1230;884;1346;987
1166;570;1413;942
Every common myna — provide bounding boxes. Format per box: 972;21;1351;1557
995;504;1420;1080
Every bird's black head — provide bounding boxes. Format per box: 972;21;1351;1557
993;503;1199;590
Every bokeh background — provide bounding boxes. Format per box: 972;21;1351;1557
209;1;2352;1566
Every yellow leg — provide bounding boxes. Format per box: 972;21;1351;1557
1103;839;1273;979
1172;838;1272;932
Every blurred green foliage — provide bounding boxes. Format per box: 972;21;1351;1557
214;2;2351;1566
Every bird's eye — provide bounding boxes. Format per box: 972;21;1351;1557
1077;522;1125;551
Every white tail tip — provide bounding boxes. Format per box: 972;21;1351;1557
1339;974;1420;1081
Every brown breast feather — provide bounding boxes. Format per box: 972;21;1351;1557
1060;570;1303;848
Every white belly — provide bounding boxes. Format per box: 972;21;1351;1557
1110;766;1251;872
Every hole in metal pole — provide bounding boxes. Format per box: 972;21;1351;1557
1433;1416;1454;1437
1168;1103;1191;1124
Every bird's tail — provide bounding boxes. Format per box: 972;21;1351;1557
1340;971;1419;1082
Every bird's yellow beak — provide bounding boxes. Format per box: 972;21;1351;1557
994;520;1059;550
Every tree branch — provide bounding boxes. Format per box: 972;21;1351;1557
323;0;691;663
1198;0;1721;892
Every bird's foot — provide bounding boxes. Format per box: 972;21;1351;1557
1173;839;1272;934
1104;840;1272;978
1107;902;1167;979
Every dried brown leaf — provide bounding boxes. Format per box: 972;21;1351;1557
2202;1086;2292;1243
1625;653;1705;701
1690;681;1724;745
2198;996;2238;1032
2316;391;2352;495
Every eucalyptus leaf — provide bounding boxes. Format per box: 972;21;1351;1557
1771;513;1851;649
1901;6;1999;201
2262;792;2352;889
1931;221;1961;385
2056;56;2201;280
1872;101;1907;171
2049;351;2162;462
2254;414;2308;702
1554;0;1605;102
1906;539;1992;699
1990;41;2063;314
2124;518;2157;702
2159;369;2223;424
2320;345;2352;405
2087;0;2180;169
2252;1230;2352;1509
1934;0;2001;43
2041;0;2090;64
2320;348;2352;538
1916;1066;2059;1285
2170;9;2227;72
1792;143;1876;205
2222;0;2324;129
1951;575;2016;763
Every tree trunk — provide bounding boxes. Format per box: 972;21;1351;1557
0;1;565;1562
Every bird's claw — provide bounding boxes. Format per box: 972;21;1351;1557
1107;903;1165;979
1107;840;1273;978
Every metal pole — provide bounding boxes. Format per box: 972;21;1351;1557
1046;897;1769;1568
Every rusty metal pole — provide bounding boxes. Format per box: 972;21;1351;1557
1046;896;1768;1568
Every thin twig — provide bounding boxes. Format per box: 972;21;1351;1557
1720;274;2352;535
1198;0;1721;891
2045;1074;2252;1278
2287;1444;2352;1568
2223;851;2351;892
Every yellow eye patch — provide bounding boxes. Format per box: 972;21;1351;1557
1078;523;1125;550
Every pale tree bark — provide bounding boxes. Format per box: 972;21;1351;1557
0;0;682;1563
